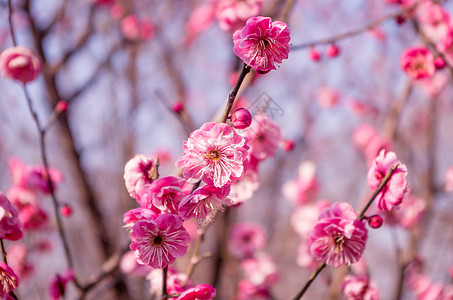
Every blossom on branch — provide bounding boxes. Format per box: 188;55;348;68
0;262;19;299
216;0;263;32
233;16;290;74
342;274;380;300
0;193;23;241
0;46;41;83
124;154;156;201
175;122;249;188
400;47;435;79
177;283;216;300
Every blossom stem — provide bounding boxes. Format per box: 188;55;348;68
220;63;251;123
292;263;326;300
7;0;17;47
161;266;168;300
0;239;8;265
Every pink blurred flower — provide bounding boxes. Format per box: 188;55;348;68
398;195;426;229
0;46;41;83
147;267;191;296
177;283;216;300
48;269;74;300
120;251;152;276
178;185;231;225
184;2;216;45
246;114;282;161
317;87;340;108
342;274;380;300
18;204;48;231
229;222;266;260
216;0;263;32
175;122;249;188
123;207;159;230
0;262;19;298
367;150;408;211
124;154;156;201
241;252;278;286
282;160;318;205
416;1;451;42
140;18;155;40
409;273;444;300
129;214;190;269
121;15;140;40
233;16;290;74
0;193;23;241
352;124;378;150
142;176;190;214
309;202;368;268
230;166;260;204
7;244;33;280
445;166;453;191
7;186;38;209
110;4;125;19
400;47;435;80
291;200;330;238
326;44;340;57
309;47;321;62
237;279;271;300
364;134;393;165
296;239;319;270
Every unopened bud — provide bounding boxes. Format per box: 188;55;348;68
231;108;252;129
368;214;383;229
326;44;340;58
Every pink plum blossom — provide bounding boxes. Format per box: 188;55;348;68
317;87;341;108
124;154;156;201
416;1;451;42
121;15;140;40
364;135;393;164
398;195;426;229
445;166;453;191
233;16;290;73
123;207;159;230
230;166;259;205
184;2;216;45
231;108;252;129
296;239;319;270
229;222;266;260
367;150;408;211
129;214;190;269
175;122;249;188
309;202;368;268
177;283;216;300
119;251;152;276
7;244;33;280
282;160;318;205
0;193;23;241
0;262;19;299
147;267;191;296
246;114;282;161
178;185;232;225
352;124;378;151
409;273;444;300
241;252;278;286
0;46;41;83
291;200;331;238
400;47;435;79
17;204;48;231
48;269;74;300
216;0;263;32
237;279;271;300
342;274;380;300
142;176;190;214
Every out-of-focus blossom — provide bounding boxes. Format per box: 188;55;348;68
416;1;451;42
231;108;253;129
0;193;23;241
230;166;260;205
419;73;448;98
176;122;249;188
121;15;140;40
18;204;48;231
409;273;444;300
309;47;321;62
0;262;19;298
282;161;318;205
129;214;190;269
60;205;72;217
296;239;319;270
123;207;159;230
124;154;156;201
352;124;378;150
184;2;216;45
8;244;33;280
246;114;282;161
233;16;290;74
326;44;340;57
281;139;295;152
120;251;152;276
317;87;340;108
142;176;190;214
364;135;393;164
342;274;380;300
398;195;426;229
309;202;368;268
0;46;41;83
178;185;231;225
216;0;263;32
367;150;408;211
147;267;191;296
177;283;216;300
110;4;125;19
291;200;331;238
7;186;38;209
445;166;453;191
48;269;74;300
241;252;278;286
400;47;435;80
237;279;271;300
229;222;266;260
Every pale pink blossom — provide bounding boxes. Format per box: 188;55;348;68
317;87;340;108
230;166;259;205
129;214;190;269
142;176;190;214
18;204;48;231
342;274;380;300
184;2;216;45
398;195;426;229
121;15;140;40
445;166;453;191
400;47;436;79
233;16;290;73
177;283;216;300
48;269;74;300
419;73;448;98
416;1;451;43
409;273;444;300
140;18;155;40
309;202;368;268
0;262;19;299
216;0;263;32
0;193;23;241
296;239;319;270
120;251;152;276
352;124;378;151
7;244;33;280
241;252;278;286
178;185;232;225
7;186;38;209
124;154;156;201
246;114;282;161
282;160;318;205
364;135;393;164
123;207;159;230
229;222;266;259
291;200;330;238
175;122;249;188
147;267;191;296
237;279;271;300
0;46;41;83
367;150;408;211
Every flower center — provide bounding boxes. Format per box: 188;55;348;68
206;149;221;161
334;232;345;253
152;234;164;246
258;38;272;50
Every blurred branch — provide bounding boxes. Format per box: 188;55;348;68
7;0;17;46
291;2;420;50
154;89;193;135
279;0;297;22
382;80;413;140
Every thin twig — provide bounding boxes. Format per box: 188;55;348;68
220;63;251;123
7;0;17;46
0;239;8;265
161;266;168;300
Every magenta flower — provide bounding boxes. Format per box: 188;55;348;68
367;150;408;211
0;262;19;299
130;214;190;269
177;284;216;300
309;202;368;268
342;274;380;300
233;16;290;73
124;154;156;201
400;46;435;79
48;269;74;300
228;222;266;259
245;114;282;161
175;122;249;188
123;207;159;229
0;193;23;241
178;185;232;225
0;46;41;83
143;176;190;214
